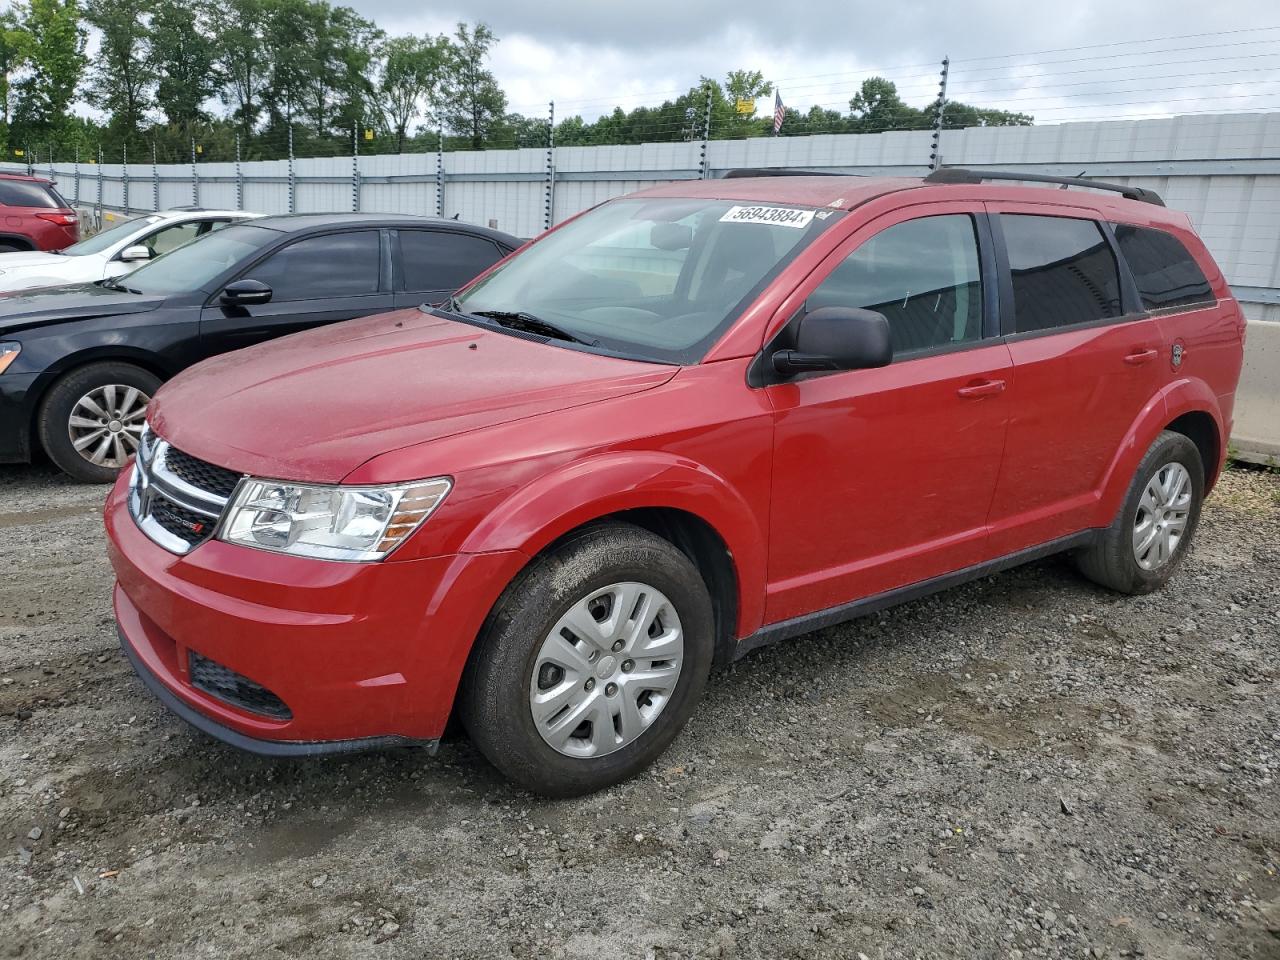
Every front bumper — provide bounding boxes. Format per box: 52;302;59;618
105;467;527;748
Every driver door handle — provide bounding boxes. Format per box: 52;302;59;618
957;378;1006;399
1123;348;1159;366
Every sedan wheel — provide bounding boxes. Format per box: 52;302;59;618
1131;461;1192;571
67;383;150;469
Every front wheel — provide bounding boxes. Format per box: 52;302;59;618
459;522;714;797
37;362;160;483
1075;430;1205;594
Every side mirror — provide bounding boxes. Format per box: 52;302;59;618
772;307;892;377
220;278;273;306
119;244;152;262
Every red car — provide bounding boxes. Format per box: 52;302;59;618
0;173;79;251
105;169;1245;796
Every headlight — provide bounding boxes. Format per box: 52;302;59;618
219;477;452;561
0;342;20;375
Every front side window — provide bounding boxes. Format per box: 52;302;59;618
807;214;983;358
1113;223;1214;311
1002;215;1122;333
143;221;201;256
455;197;841;363
399;230;504;292
243;231;381;301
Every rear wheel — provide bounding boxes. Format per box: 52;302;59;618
1075;430;1204;594
38;362;159;483
460;522;714;797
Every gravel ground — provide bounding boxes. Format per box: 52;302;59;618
1;462;1277;960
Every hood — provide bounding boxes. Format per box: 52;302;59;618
0;250;67;270
150;308;678;483
0;283;163;335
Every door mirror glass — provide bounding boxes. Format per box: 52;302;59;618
119;244;152;262
773;307;892;377
220;278;273;305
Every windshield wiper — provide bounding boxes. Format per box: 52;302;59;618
101;277;142;294
469;309;599;346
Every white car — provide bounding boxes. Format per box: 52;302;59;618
0;208;260;293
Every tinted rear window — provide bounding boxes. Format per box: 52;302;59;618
1113;223;1214;311
399;230;504;292
0;180;64;208
1002;214;1123;333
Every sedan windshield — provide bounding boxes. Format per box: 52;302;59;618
60;215;160;256
120;224;278;296
454;197;841;363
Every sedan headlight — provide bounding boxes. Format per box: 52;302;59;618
0;342;20;375
219;477;452;561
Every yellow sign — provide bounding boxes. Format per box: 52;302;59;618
364;128;374;141
195;144;203;154
13;148;23;157
735;98;755;115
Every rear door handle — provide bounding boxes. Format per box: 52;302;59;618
956;378;1006;399
1123;348;1159;366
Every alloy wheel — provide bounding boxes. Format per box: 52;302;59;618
529;581;684;758
1132;461;1192;570
67;383;150;469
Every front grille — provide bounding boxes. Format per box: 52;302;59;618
150;498;214;546
163;447;242;499
130;427;240;555
189;651;292;720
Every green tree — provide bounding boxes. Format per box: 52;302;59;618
848;77;925;133
379;33;449;152
0;9;29;149
208;0;269;136
439;22;505;150
9;0;86;140
84;0;155;144
149;0;217;131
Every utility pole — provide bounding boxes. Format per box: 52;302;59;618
435;126;444;218
352;124;361;212
122;143;130;216
95;146;103;224
152;142;160;211
543;101;556;232
73;146;80;207
930;56;950;172
699;84;713;179
234;134;244;211
287;124;296;214
190;137;200;206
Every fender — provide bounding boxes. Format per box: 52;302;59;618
458;450;768;638
1096;376;1224;523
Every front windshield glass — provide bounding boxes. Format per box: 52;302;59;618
60;215;161;256
454;197;841;363
122;224;278;296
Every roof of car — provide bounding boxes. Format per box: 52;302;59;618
0;171;54;184
248;212;521;246
630;173;1193;229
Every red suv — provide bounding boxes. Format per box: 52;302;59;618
0;173;79;251
105;169;1245;796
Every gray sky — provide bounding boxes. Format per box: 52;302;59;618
350;0;1280;124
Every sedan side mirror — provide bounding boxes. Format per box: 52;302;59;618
119;244;152;262
772;307;892;377
220;279;273;306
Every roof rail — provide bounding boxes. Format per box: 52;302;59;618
721;168;850;179
924;167;1164;206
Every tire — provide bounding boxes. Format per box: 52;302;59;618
459;521;715;797
37;362;160;483
0;243;23;254
1075;430;1204;594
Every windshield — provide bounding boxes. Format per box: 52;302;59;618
60;215;160;256
121;224;278;296
454;197;840;363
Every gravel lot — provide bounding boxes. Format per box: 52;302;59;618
1;462;1277;960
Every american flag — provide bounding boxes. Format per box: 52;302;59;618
773;90;786;135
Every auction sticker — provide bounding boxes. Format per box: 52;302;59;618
719;205;815;228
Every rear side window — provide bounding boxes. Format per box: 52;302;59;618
1113;224;1214;311
1001;215;1122;333
0;180;64;208
399;230;504;292
244;231;381;301
807;214;983;357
